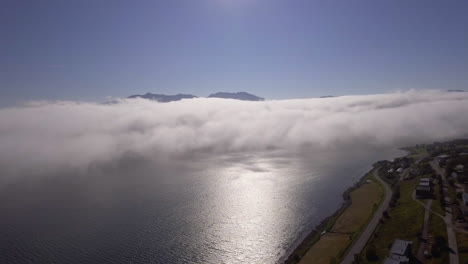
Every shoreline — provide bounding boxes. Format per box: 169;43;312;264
283;150;409;264
282;168;372;264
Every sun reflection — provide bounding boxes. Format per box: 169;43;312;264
196;153;308;263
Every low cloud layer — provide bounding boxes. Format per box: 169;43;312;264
1;90;468;176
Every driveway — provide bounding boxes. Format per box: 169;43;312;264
415;196;433;261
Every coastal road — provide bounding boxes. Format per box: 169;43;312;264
340;169;392;264
430;160;459;264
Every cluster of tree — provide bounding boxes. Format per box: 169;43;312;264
418;163;435;175
438;175;446;208
446;155;468;183
431;236;448;257
389;185;401;208
426;139;468;157
365;244;378;261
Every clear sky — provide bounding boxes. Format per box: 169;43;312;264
1;0;468;105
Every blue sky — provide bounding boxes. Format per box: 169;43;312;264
1;0;468;105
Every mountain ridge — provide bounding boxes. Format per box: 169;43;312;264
127;93;197;102
127;92;264;102
207;92;264;101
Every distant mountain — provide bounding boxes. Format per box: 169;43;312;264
127;91;264;102
447;89;465;92
128;93;197;102
319;95;335;98
208;92;264;101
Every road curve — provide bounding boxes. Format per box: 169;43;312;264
340;169;392;264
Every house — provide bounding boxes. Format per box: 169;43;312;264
459;193;468;216
463;192;468;206
416;178;433;199
384;257;407;264
437;154;450;167
418;181;430;187
437;154;451;160
384;239;412;264
455;164;465;173
390;239;412;256
416;186;432;198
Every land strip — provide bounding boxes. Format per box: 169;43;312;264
340;169;392;264
416;198;433;261
297;170;384;264
358;173;425;262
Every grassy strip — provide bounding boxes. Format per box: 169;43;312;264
285;170;382;263
332;180;383;233
403;146;429;160
457;232;468;264
426;212;449;263
335;172;385;260
432;183;445;216
285;190;353;263
358;176;425;263
299;233;349;264
293;171;384;264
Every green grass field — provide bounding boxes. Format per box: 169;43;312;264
299;233;350;264
426;212;449;263
359;176;425;263
457;232;468;264
332;181;383;233
407;146;429;160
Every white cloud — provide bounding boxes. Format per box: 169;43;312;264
1;90;468;176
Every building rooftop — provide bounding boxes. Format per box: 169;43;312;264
384;257;402;264
463;193;468;202
390;239;412;256
416;186;431;192
390;253;410;261
418;182;430;187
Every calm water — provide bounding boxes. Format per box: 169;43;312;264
0;148;403;263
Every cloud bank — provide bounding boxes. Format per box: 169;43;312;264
1;90;468;176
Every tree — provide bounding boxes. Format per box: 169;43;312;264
353;254;362;263
366;245;378;261
431;235;447;257
383;210;389;218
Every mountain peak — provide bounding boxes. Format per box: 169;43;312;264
128;93;197;102
208;92;264;101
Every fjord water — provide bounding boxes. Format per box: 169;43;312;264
0;148;403;263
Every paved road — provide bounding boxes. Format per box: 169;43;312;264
413;190;468;234
430;160;459;264
340;169;392;264
415;197;433;261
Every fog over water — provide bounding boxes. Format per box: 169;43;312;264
1;90;468;263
